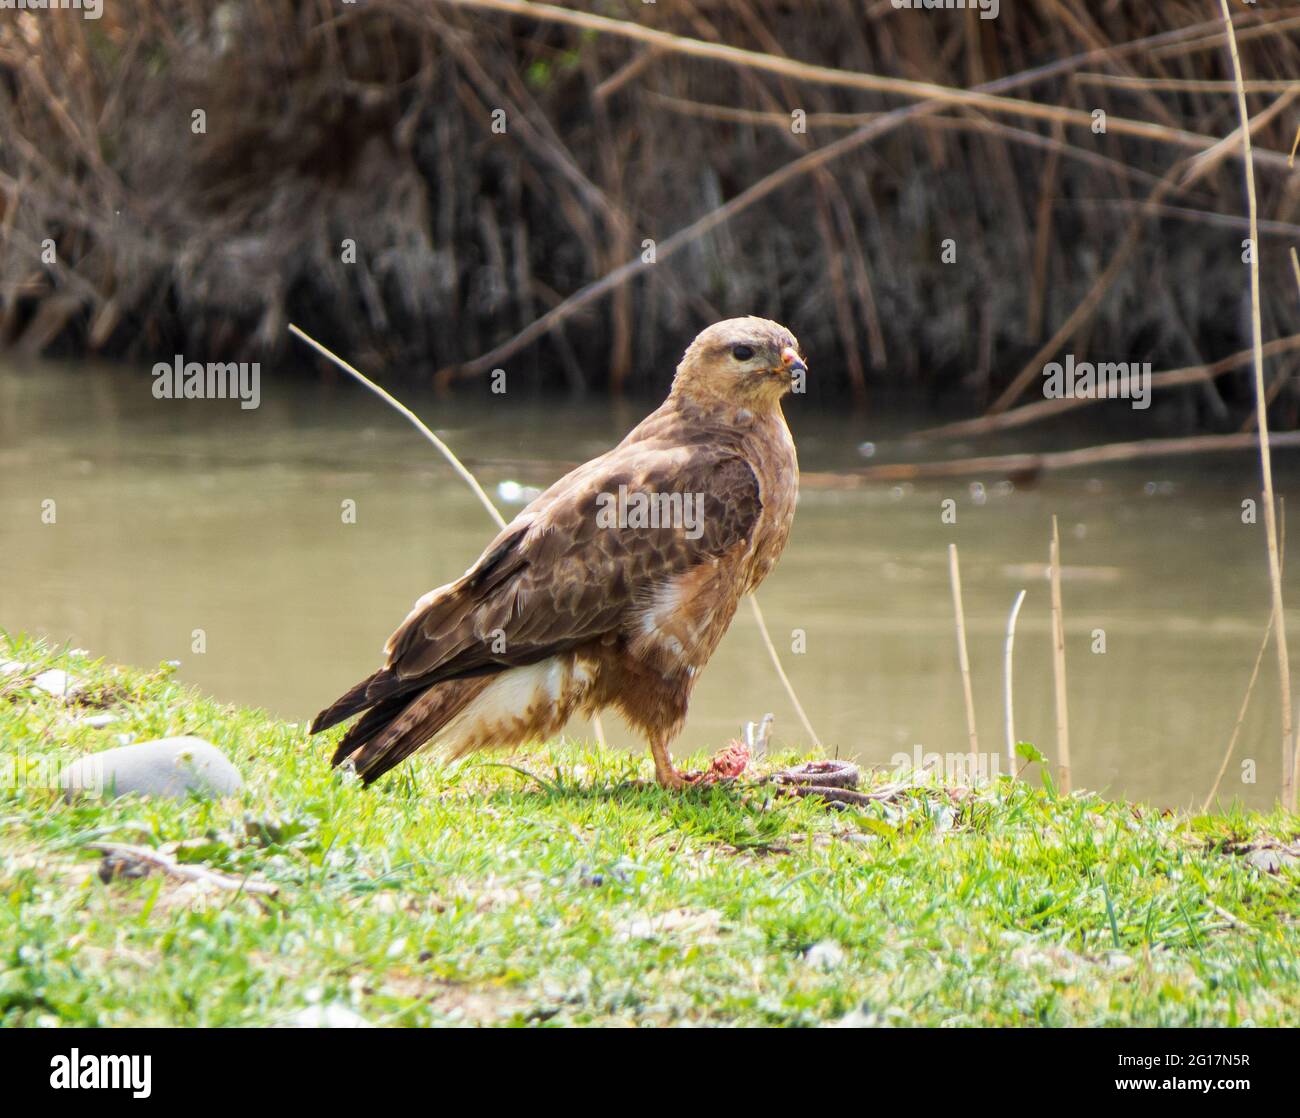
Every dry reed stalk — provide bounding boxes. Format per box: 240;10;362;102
1004;589;1027;779
747;593;822;750
853;430;1300;483
1076;75;1300;93
915;334;1300;441
1203;633;1266;810
646;94;1170;186
438;0;1293;167
650;93;1159;178
1149;13;1300;60
1001;86;1294;413
1027;118;1063;341
1049;516;1071;795
1203;501;1285;813
288;325;505;529
1241;353;1300;433
1217;0;1295;811
813;184;868;406
1047;0;1181;134
983;81;1296;417
947;544;979;757
1181;85;1300;185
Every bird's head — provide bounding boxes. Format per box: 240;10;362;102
672;317;807;412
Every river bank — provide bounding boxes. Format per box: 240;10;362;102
2;635;1297;1026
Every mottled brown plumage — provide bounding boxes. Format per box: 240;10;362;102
311;317;804;788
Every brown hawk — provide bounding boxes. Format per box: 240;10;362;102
311;317;804;788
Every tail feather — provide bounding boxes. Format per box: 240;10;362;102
311;668;408;734
324;677;492;785
329;694;409;766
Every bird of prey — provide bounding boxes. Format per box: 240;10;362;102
311;317;805;788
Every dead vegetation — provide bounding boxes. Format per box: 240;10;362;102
1;1;1298;417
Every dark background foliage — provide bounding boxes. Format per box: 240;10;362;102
1;0;1297;421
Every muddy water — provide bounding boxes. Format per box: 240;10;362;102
3;359;1296;809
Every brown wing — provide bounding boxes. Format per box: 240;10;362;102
390;446;761;675
311;443;761;732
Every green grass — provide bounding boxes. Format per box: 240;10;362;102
1;633;1297;1027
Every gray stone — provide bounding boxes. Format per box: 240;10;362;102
60;736;243;800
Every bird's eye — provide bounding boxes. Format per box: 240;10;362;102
731;345;755;361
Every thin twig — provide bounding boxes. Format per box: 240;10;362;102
1217;1;1295;811
1205;629;1271;813
852;430;1300;482
948;544;979;757
287;325;613;748
1202;498;1283;812
748;593;821;750
1204;898;1250;929
1004;589;1027;779
288;324;505;531
1075;73;1298;93
643;94;1176;187
88;842;279;897
914;334;1300;441
1049;516;1071;795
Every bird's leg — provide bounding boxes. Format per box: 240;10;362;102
649;735;686;789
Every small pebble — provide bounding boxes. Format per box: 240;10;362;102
34;669;80;699
803;941;846;971
281;1003;373;1029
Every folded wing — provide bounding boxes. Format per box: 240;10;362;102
310;444;761;734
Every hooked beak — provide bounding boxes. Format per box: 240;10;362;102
779;345;807;378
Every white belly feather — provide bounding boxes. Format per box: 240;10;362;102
436;656;594;760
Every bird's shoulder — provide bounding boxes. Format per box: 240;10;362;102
505;405;765;553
